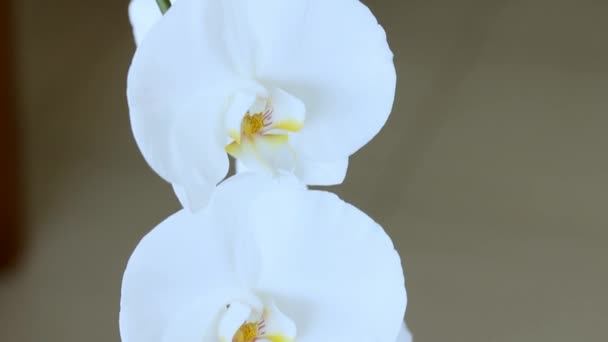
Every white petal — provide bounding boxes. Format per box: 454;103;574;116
171;179;219;212
232;225;262;287
207;172;306;230
395;323;413;342
255;135;297;173
294;157;348;186
171;183;189;209
266;87;305;134
127;0;239;210
236;158;347;188
128;0;163;45
160;291;263;342
227;135;296;175
159;290;237;342
205;172;305;287
218;302;253;341
235;160;250;174
241;178;406;341
120;209;240;342
220;0;259;77
255;0;396;160
261;301;297;341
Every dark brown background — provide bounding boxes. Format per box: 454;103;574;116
1;0;607;341
0;1;21;270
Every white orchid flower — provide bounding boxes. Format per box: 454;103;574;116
120;173;407;342
127;0;396;210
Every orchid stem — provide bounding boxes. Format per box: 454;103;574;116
156;0;171;14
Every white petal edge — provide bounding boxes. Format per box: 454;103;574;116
120;209;238;342
236;149;348;187
128;0;239;210
239;177;406;342
294;157;348;186
253;0;396;160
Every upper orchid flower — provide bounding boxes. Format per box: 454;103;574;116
127;0;397;210
120;173;408;342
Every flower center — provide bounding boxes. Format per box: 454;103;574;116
233;321;261;342
241;112;267;136
224;88;306;170
218;301;296;342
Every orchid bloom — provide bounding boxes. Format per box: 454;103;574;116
120;173;408;342
127;0;396;210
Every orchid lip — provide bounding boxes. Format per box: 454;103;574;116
224;89;305;172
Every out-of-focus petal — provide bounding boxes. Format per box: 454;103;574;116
294;157;348;186
120;210;238;342
227;135;296;174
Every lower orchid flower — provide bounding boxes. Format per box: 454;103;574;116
120;173;409;342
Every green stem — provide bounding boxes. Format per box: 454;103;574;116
156;0;171;14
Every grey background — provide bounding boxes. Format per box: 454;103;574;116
1;0;607;341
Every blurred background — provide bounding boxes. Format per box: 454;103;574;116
1;0;607;341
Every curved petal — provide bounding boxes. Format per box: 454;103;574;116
206;172;306;287
235;157;347;188
127;0;244;210
128;0;163;45
171;183;189;209
226;135;296;174
253;0;396;160
159;289;246;342
294;157;348;186
242;179;406;342
119;209;240;342
207;172;306;235
261;301;297;341
255;135;297;173
170;174;220;212
218;302;254;341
